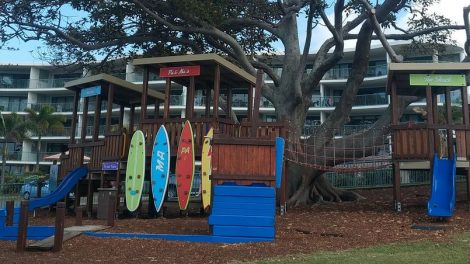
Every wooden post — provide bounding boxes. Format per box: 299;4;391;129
74;183;80;209
445;88;453;159
87;176;93;218
393;162;401;212
163;78;171;119
247;85;253;123
461;85;470;210
154;99;160;121
52;202;66;252
129;105;135;133
227;88;233;120
93;95;102;141
16;200;29;252
70;90;80;144
115;170;121;210
105;83;115;134
462;86;469;125
427;86;437;158
141;66;150;121
100;172;104;188
81;97;89;143
467;168;470;211
75;206;83;226
186;76;195;119
6;200;14;226
119;105;125;131
251;69;263;137
205;86;211;117
213;65;220;122
107;194;116;227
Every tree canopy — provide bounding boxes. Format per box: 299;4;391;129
1;0;468;206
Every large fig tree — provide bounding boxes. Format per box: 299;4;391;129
0;0;466;206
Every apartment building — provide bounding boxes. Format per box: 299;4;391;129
0;43;464;175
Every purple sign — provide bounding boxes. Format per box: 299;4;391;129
102;161;119;171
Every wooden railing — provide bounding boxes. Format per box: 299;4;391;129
59;147;84;179
87;133;128;171
141;118;239;156
392;124;470;160
211;137;276;186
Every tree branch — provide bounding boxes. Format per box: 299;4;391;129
359;0;402;62
251;60;280;87
345;25;465;40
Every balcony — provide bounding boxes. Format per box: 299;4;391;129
0;78;77;89
324;64;388;80
0;151;58;163
303;124;376;136
0;79;30;89
27;102;75;112
311;94;388;108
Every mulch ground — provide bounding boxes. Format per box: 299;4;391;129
1;185;470;264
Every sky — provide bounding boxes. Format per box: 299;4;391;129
0;0;469;64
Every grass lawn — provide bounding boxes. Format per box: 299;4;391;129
252;233;470;264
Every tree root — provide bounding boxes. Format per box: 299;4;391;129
287;170;365;208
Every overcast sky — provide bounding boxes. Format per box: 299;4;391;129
0;0;469;64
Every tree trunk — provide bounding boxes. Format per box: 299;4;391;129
35;135;41;172
1;144;6;190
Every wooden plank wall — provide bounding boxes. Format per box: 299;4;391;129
392;128;430;159
87;134;126;171
60;147;84;179
211;138;276;186
455;130;470;159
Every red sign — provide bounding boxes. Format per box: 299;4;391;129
159;65;201;78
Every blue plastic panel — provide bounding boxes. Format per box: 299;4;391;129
84;232;274;243
212;226;275;238
0;226;54;240
212;201;275;212
208;215;274;227
211;207;275;217
427;154;457;217
213;196;274;205
213;185;275;198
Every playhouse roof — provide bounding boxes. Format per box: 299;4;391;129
132;54;256;89
64;73;165;106
387;63;470;96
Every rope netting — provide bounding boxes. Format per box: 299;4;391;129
284;125;392;172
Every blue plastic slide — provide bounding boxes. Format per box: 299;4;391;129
28;166;88;211
427;154;456;217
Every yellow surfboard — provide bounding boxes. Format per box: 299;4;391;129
201;128;214;211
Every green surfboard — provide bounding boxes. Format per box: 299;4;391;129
125;130;146;212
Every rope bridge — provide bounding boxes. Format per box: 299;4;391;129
284;125;392;173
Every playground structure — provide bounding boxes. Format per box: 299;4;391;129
58;54;287;217
5;56;469;249
0;54;287;245
388;63;470;214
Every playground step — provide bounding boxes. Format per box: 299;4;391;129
26;225;109;251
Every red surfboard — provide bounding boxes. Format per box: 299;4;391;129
175;120;195;210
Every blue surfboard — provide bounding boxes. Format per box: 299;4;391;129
151;125;170;213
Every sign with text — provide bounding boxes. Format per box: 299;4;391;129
410;74;466;87
160;65;201;78
80;85;101;98
102;161;119;171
